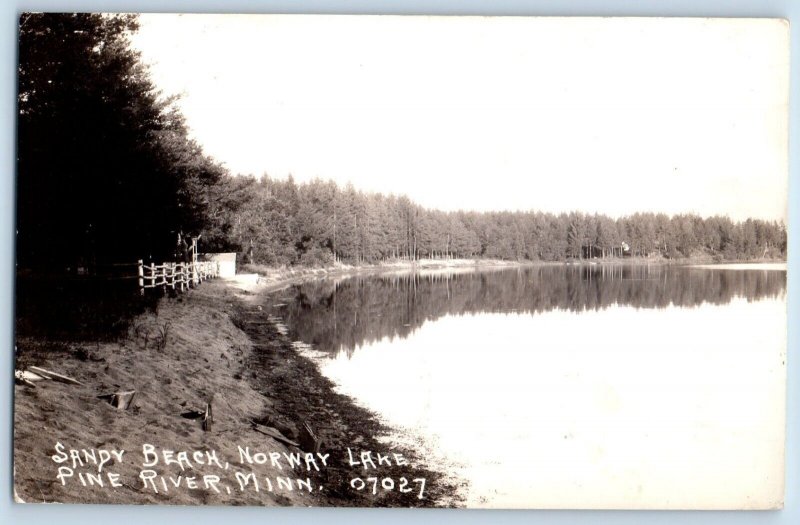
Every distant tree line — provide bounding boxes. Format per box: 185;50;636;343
17;13;787;272
210;175;787;266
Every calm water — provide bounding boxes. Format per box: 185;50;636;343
268;265;787;508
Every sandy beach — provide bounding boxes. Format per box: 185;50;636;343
13;272;456;507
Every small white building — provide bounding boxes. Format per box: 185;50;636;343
199;252;237;278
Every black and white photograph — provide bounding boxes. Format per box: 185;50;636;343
13;13;788;509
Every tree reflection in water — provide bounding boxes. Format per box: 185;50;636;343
267;266;786;356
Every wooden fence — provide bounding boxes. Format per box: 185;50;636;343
137;259;220;294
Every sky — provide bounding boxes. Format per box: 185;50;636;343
130;15;789;221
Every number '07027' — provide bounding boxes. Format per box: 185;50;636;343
350;476;426;499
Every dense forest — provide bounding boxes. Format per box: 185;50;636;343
17;13;787;274
213;175;787;266
17;13;226;269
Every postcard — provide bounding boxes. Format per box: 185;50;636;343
14;14;788;509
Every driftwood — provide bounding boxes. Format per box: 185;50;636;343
14;370;39;388
15;377;37;388
18;370;47;382
98;390;136;410
250;421;300;448
180;395;214;431
29;366;83;386
202;402;213;432
298;421;322;453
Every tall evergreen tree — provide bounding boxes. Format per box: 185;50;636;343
17;13;222;267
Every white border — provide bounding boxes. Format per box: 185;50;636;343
2;2;796;525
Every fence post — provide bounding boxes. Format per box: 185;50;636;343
138;260;144;295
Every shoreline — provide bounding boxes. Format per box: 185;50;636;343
13;258;785;506
13;273;459;507
232;255;788;294
231;291;461;507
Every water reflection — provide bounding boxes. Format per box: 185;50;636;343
317;299;786;508
269;265;786;355
270;265;786;507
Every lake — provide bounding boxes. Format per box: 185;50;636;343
267;264;787;508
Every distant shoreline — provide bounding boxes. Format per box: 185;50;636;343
227;256;787;294
687;262;787;271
